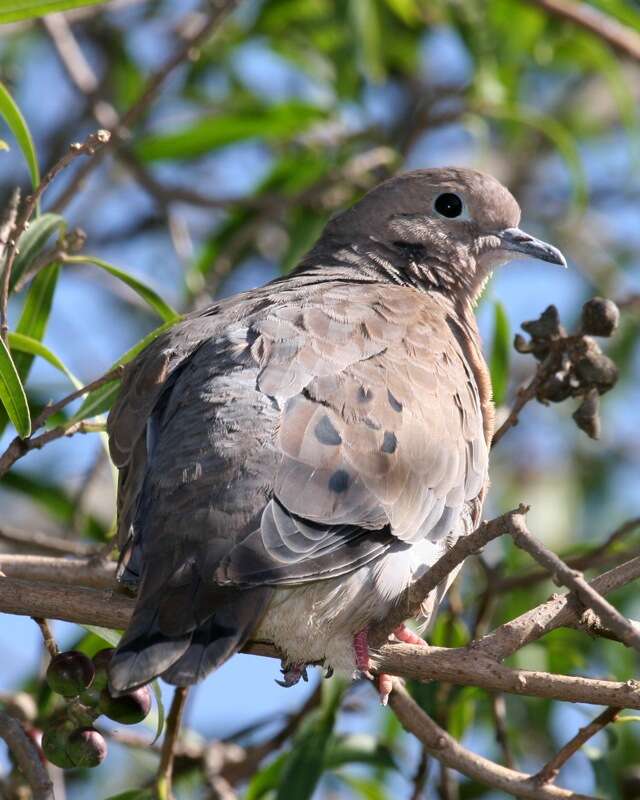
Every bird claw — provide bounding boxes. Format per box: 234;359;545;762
275;662;308;687
324;665;334;679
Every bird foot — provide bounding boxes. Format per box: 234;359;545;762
275;662;308;687
353;628;393;705
392;623;427;647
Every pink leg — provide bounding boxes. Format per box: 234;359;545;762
393;623;427;647
354;628;395;705
353;628;372;676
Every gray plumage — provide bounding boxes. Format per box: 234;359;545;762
108;167;565;692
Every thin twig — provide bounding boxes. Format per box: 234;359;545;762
51;0;241;212
525;0;640;62
155;687;189;800
508;515;640;654
388;680;596;800
0;711;54;800
0;188;21;344
32;617;59;658
0;365;122;477
534;707;620;785
0;524;99;557
490;693;514;769
491;374;540;446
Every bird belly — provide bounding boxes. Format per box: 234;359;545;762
253;536;448;673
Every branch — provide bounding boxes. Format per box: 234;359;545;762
155;687;188;800
0;365;122;477
508;515;640;654
492;373;540;446
369;506;529;648
388;680;597;800
0;712;54;800
534;707;620;785
51;0;241;212
0;554;115;589
525;0;640;62
0;524;99;556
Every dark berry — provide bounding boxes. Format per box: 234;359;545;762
581;297;619;337
66;727;107;768
99;685;152;725
46;651;95;698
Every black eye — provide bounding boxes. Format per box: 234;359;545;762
434;192;463;218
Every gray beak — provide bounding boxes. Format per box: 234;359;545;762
499;227;567;267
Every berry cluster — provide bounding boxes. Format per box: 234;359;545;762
514;297;620;439
41;648;151;769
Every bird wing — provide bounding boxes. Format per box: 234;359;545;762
107;281;488;688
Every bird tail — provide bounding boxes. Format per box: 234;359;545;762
109;584;272;693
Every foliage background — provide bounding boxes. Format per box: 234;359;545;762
1;0;640;798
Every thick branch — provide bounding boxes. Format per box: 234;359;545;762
388;680;596;800
526;0;640;62
0;712;54;800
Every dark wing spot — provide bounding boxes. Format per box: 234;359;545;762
387;390;403;413
382;431;397;454
357;386;373;403
364;417;381;430
329;470;350;493
314;415;342;446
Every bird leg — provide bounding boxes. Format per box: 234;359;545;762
275;661;308;687
392;623;427;646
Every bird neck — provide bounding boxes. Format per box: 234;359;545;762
296;234;484;305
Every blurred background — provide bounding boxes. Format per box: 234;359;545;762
0;0;640;797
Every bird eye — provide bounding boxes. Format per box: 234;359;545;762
434;193;463;219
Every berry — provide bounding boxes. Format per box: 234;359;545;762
46;651;95;698
41;722;75;769
581;297;619;337
66;727;107;768
99;685;152;725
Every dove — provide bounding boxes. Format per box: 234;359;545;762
107;167;566;703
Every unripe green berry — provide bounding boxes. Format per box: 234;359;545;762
91;648;115;691
46;651;95;698
99;685;152;725
66;727;107;768
41;722;75;769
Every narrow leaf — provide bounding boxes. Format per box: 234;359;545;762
275;679;347;800
8;332;81;389
0;1;108;24
489;300;510;407
62;255;180;323
0;81;39;189
135;103;327;161
0;336;31;438
73;320;176;421
11;213;65;291
150;680;165;744
80;626;121;647
104;791;154;800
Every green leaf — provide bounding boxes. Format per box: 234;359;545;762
324;734;396;770
62;255;180;323
8;332;81;389
349;0;384;82
489;300;510;406
0;81;39;190
0;336;31;438
11;213;65;292
150;680;165;744
12;263;60;378
73;320;176;421
275;679;347;800
0;1;108;23
80;626;121;647
135;103;327;161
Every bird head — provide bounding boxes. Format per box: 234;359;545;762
324;167;566;300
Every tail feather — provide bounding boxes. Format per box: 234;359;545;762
109;585;272;692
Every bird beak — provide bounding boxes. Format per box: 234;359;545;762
498;227;567;267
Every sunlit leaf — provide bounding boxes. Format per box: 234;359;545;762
0;1;108;23
62;255;180;323
0;81;39;190
0;336;31;438
11;213;65;291
73;320;176;420
135;103;327;161
8;332;81;389
80;626;121;647
490;300;510;406
104;791;154;800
